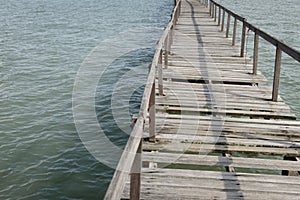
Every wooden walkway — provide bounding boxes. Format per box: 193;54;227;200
105;0;300;199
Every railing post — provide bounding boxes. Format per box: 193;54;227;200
221;9;225;32
169;27;174;48
272;46;282;102
214;4;217;22
253;32;259;75
130;140;142;200
178;0;181;19
240;19;246;57
149;81;156;141
232;18;237;45
164;35;169;68
218;6;221;26
158;50;163;96
226;14;231;38
212;3;215;18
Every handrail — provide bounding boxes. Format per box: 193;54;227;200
209;0;300;102
104;0;182;199
211;0;300;62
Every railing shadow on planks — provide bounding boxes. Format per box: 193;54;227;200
104;0;300;199
208;0;300;102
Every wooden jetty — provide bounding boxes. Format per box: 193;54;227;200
105;0;300;199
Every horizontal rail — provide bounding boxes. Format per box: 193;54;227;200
104;0;182;199
104;117;144;200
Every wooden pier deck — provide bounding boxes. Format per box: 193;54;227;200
105;0;300;199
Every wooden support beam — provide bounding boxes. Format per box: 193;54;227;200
221;9;225;32
240;20;246;57
272;46;282;102
164;35;169;68
214;4;217;22
211;2;214;17
130;140;142;200
253;32;259;75
158;50;163;96
232;18;237;46
226;14;231;38
218;7;221;26
149;81;156;141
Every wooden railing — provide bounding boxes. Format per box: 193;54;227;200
206;0;300;102
103;0;181;199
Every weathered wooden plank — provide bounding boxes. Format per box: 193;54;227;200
156;113;300;126
156;105;296;119
156;98;291;112
141;168;300;184
143;142;300;157
143;152;300;171
154;134;300;149
123;176;300;199
142;173;300;200
153;120;300;139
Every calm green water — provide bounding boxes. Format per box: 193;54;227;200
0;0;173;199
0;0;299;199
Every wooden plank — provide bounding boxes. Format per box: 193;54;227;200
154;133;300;149
157;113;300;126
143;142;300;157
122;169;300;199
137;176;300;194
141;168;300;184
156;105;296;119
156;98;291;112
153;119;300;139
143;152;300;171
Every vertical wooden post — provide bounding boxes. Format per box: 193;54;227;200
169;27;173;49
164;35;169;68
240;20;246;57
226;14;231;38
211;3;213;18
253;32;259;75
218;7;221;26
158;50;163;96
177;1;181;18
221;9;225;32
149;81;156;141
214;4;217;22
232;18;237;45
130;140;142;200
272;46;282;102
